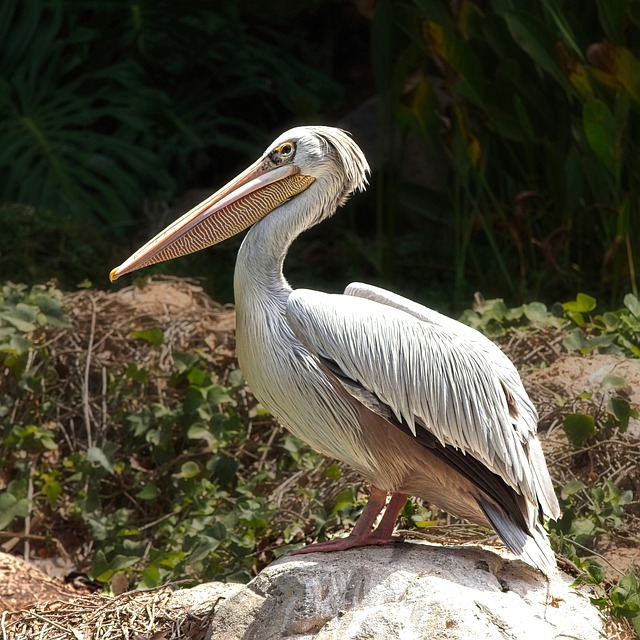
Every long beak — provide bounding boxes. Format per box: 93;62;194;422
110;158;315;281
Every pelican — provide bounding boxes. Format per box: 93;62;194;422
110;126;560;572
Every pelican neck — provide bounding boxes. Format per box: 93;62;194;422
233;207;301;306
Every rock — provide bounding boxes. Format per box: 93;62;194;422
167;581;244;618
202;541;605;640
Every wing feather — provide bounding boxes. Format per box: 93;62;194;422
286;286;559;520
345;283;559;519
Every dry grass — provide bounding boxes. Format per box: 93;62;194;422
1;586;210;640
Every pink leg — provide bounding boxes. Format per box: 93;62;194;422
291;487;408;555
369;492;408;540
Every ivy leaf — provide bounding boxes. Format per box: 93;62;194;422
87;446;115;475
331;487;357;516
601;374;628;390
136;483;159;501
563;293;597;313
325;462;342;480
624;293;640;318
187;423;217;450
608;396;634;432
584;561;606;584
1;311;36;332
0;493;29;530
174;461;200;479
561;479;587;498
523;301;548;322
563;413;596;448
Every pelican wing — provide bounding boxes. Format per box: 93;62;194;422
286;287;559;519
344;282;537;433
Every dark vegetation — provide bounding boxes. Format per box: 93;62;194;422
1;0;638;305
1;0;639;635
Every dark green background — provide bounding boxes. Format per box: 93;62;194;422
1;0;638;310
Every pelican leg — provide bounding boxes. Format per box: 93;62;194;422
369;492;407;540
291;487;406;554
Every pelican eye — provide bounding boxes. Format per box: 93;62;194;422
269;141;296;165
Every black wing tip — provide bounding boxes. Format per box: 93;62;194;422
478;499;556;574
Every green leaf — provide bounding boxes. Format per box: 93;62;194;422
87;446;115;475
136;483;159;501
32;294;69;327
583;99;617;174
624;293;640;317
522;301;548;322
539;0;582;57
207;385;233;406
187;423;217;450
0;493;30;530
596;0;628;43
601;312;620;331
130;327;164;348
325;462;342;481
570;518;597;545
584;560;606;584
331;487;357;516
564;293;597;313
187;368;208;387
608;397;633;432
124;363;149;383
423;20;484;105
176;461;200;479
563;413;596;448
562;328;588;351
108;554;140;574
498;8;569;89
561;479;587;498
1;311;36;332
40;473;62;507
90;550;113;582
589;43;640;103
601;374;628;390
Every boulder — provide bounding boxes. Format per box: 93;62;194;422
200;541;605;640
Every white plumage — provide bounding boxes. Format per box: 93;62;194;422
111;125;560;573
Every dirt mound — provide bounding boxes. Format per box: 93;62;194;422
1;278;238;610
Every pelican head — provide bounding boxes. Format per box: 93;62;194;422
110;126;369;282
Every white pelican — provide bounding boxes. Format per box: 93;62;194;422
110;126;560;572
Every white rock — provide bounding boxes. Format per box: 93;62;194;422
200;541;605;640
167;581;243;617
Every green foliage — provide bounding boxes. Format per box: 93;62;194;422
0;0;173;230
0;281;69;346
0;283;360;589
2;279;638;638
550;478;640;632
0;204;112;289
570;560;640;632
463;291;640;357
0;0;339;236
562;413;596;448
371;0;640;305
551;478;633;548
3;0;639;309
